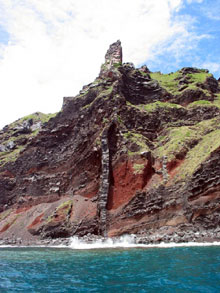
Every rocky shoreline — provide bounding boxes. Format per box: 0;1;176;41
1;228;220;247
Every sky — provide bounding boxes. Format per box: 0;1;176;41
0;0;219;128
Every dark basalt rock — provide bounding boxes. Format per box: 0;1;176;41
119;66;171;105
180;67;209;74
204;76;219;93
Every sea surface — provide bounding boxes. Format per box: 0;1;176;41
0;242;220;292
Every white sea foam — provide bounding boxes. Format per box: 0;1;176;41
1;235;220;249
68;235;220;250
69;234;138;249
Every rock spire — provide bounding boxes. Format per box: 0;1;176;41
99;40;123;79
105;40;122;65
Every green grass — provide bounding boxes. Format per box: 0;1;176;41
0;146;23;166
126;100;182;113
155;126;197;161
139;70;149;76
14;112;56;125
82;85;114;110
117;115;122;124
213;93;220;109
187;72;212;84
0;112;57;168
133;163;145;174
150;70;212;96
46;200;73;223
0;209;11;222
187;95;220;109
56;200;72;215
123;131;150;156
143;101;182;112
176;128;220;181
155;116;220;161
150;71;181;95
187;100;214;108
113;62;122;68
154;116;220;181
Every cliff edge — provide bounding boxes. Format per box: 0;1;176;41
0;41;220;244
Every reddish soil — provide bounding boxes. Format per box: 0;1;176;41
79;182;99;199
167;158;185;180
27;213;44;229
0;170;15;178
0;216;17;233
15;206;31;214
107;159;153;210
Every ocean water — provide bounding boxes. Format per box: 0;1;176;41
0;242;220;292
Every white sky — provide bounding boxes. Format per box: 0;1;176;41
0;0;205;128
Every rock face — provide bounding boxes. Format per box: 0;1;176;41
99;40;122;80
0;41;220;241
105;40;122;65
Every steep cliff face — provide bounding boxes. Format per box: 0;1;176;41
0;41;220;241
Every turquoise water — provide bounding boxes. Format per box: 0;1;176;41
0;246;220;292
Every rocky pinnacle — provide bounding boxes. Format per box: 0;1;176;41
99;40;123;79
105;40;122;65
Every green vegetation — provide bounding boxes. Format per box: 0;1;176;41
154;116;220;181
155;117;220;161
82;85;114;110
150;71;180;95
95;136;101;146
1;214;20;231
155;126;194;161
47;200;73;223
143;101;182;112
187;72;211;84
140;70;149;76
98;85;114;98
117;115;122;124
103;117;109;124
123;131;150;156
56;200;72;215
176;129;220;181
213;93;220;109
133;163;145;174
0;209;11;222
0;112;57;167
0;146;23;166
150;70;212;96
126;99;183;113
187;100;213;108
12;112;56;127
113;62;122;68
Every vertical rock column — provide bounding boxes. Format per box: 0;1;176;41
98;127;110;237
99;40;122;79
162;155;169;184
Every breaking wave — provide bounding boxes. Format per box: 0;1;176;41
68;235;220;250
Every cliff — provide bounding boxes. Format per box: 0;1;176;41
0;41;220;243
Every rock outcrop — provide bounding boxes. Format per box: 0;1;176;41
0;41;220;242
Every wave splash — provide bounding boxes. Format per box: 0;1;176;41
68;235;220;250
69;235;138;249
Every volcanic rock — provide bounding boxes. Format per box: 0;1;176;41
0;41;220;242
